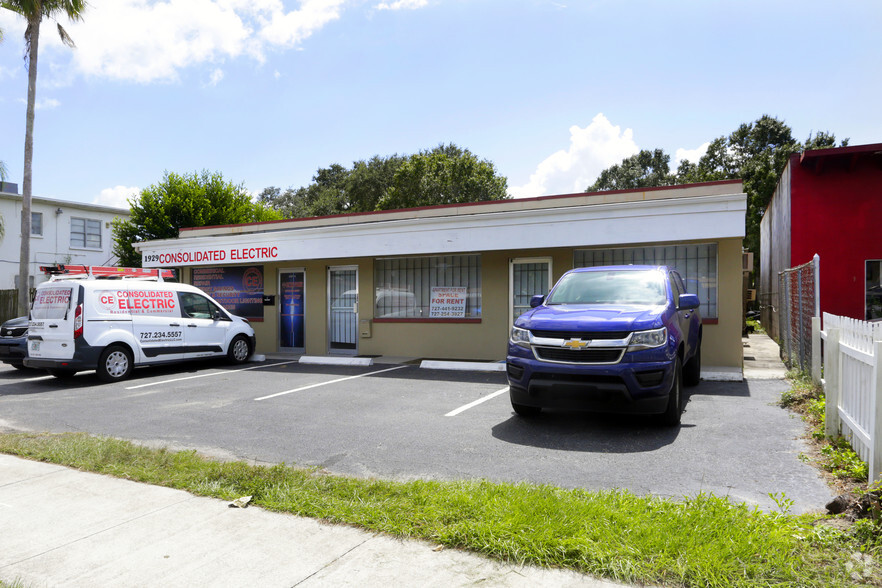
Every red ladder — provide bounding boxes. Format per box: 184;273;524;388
40;264;175;280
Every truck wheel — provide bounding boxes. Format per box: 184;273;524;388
684;345;701;387
660;357;682;426
512;402;541;417
228;335;251;364
97;345;133;382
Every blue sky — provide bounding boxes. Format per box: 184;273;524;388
1;0;879;209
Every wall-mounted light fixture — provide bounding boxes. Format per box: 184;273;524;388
55;207;63;215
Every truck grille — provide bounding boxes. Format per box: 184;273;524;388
530;330;629;340
534;346;624;364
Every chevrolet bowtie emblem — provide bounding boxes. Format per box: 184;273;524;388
563;339;589;349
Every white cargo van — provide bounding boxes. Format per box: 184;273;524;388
24;266;255;382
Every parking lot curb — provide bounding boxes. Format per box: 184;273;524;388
300;356;374;366
420;360;506;372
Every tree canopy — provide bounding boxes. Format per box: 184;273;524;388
586;115;848;267
113;171;282;267
260;143;508;219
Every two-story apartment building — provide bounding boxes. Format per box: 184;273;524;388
0;182;130;290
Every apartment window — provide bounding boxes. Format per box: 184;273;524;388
31;212;43;236
574;244;718;319
71;217;102;248
374;255;482;319
866;260;882;321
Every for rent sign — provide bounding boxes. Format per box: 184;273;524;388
142;245;279;267
429;287;467;318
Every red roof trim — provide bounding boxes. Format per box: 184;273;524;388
799;142;882;165
179;179;745;234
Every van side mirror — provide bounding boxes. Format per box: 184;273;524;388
530;294;545;308
678;293;700;311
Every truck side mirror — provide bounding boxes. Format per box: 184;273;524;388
678;293;700;311
530;294;545;308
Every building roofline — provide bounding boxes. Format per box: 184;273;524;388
798;142;882;164
180;179;744;236
0;191;130;215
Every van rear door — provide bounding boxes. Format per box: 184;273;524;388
29;283;79;360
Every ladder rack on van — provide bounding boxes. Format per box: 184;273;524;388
40;264;175;281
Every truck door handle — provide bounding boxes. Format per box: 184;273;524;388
187;324;198;328
169;323;180;327
49;324;59;328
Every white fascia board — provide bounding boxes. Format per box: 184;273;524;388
139;193;746;267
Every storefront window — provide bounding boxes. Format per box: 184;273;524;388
575;244;718;319
867;260;882;321
374;255;482;319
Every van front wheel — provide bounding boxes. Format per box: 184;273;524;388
97;345;133;382
228;335;251;364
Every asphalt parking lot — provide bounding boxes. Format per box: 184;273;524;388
0;357;834;513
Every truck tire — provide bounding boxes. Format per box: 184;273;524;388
684;345;701;387
97;345;133;382
660;357;682;426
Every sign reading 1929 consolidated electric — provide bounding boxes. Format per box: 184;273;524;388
142;246;280;268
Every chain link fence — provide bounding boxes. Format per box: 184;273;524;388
777;255;820;372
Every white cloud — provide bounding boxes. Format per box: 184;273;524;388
93;185;140;209
209;68;225;86
13;0;349;84
674;142;710;168
375;0;428;10
509;113;640;198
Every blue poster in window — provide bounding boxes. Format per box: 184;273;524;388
280;271;304;348
192;266;264;321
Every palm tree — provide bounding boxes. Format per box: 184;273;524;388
1;0;86;313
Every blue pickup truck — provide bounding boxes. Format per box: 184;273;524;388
506;265;702;426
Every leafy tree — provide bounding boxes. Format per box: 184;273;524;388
586;149;675;192
261;144;507;218
378;144;508;210
113;171;282;267
588;116;848;273
3;0;86;313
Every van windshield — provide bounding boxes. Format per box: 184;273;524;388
546;270;667;306
31;286;74;320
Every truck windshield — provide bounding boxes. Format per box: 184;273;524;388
546;270;667;306
31;286;74;319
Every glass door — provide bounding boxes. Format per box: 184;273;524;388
279;269;305;353
510;258;552;323
328;266;358;354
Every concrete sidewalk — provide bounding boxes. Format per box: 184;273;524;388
0;455;628;588
742;332;788;380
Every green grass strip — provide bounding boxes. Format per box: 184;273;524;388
0;432;874;587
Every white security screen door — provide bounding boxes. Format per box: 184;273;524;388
328;266;358;354
510;258;552;323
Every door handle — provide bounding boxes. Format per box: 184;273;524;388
187;324;198;328
49;324;59;328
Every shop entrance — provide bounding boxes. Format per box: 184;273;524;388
510;258;552;323
328;266;358;354
279;269;305;353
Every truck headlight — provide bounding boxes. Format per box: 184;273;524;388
510;326;531;348
628;327;667;351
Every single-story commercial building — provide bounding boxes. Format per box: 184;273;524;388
136;180;747;374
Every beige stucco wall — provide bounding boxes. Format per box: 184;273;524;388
199;238;743;369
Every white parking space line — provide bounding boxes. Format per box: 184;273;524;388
125;360;300;390
0;374;55;385
445;387;509;417
254;365;409;401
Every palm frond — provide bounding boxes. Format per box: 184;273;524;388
57;22;75;48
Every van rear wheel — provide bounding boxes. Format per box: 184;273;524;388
228;335;251;364
97;345;133;382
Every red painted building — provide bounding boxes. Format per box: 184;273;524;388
760;143;882;337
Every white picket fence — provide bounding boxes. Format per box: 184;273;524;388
813;313;882;481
